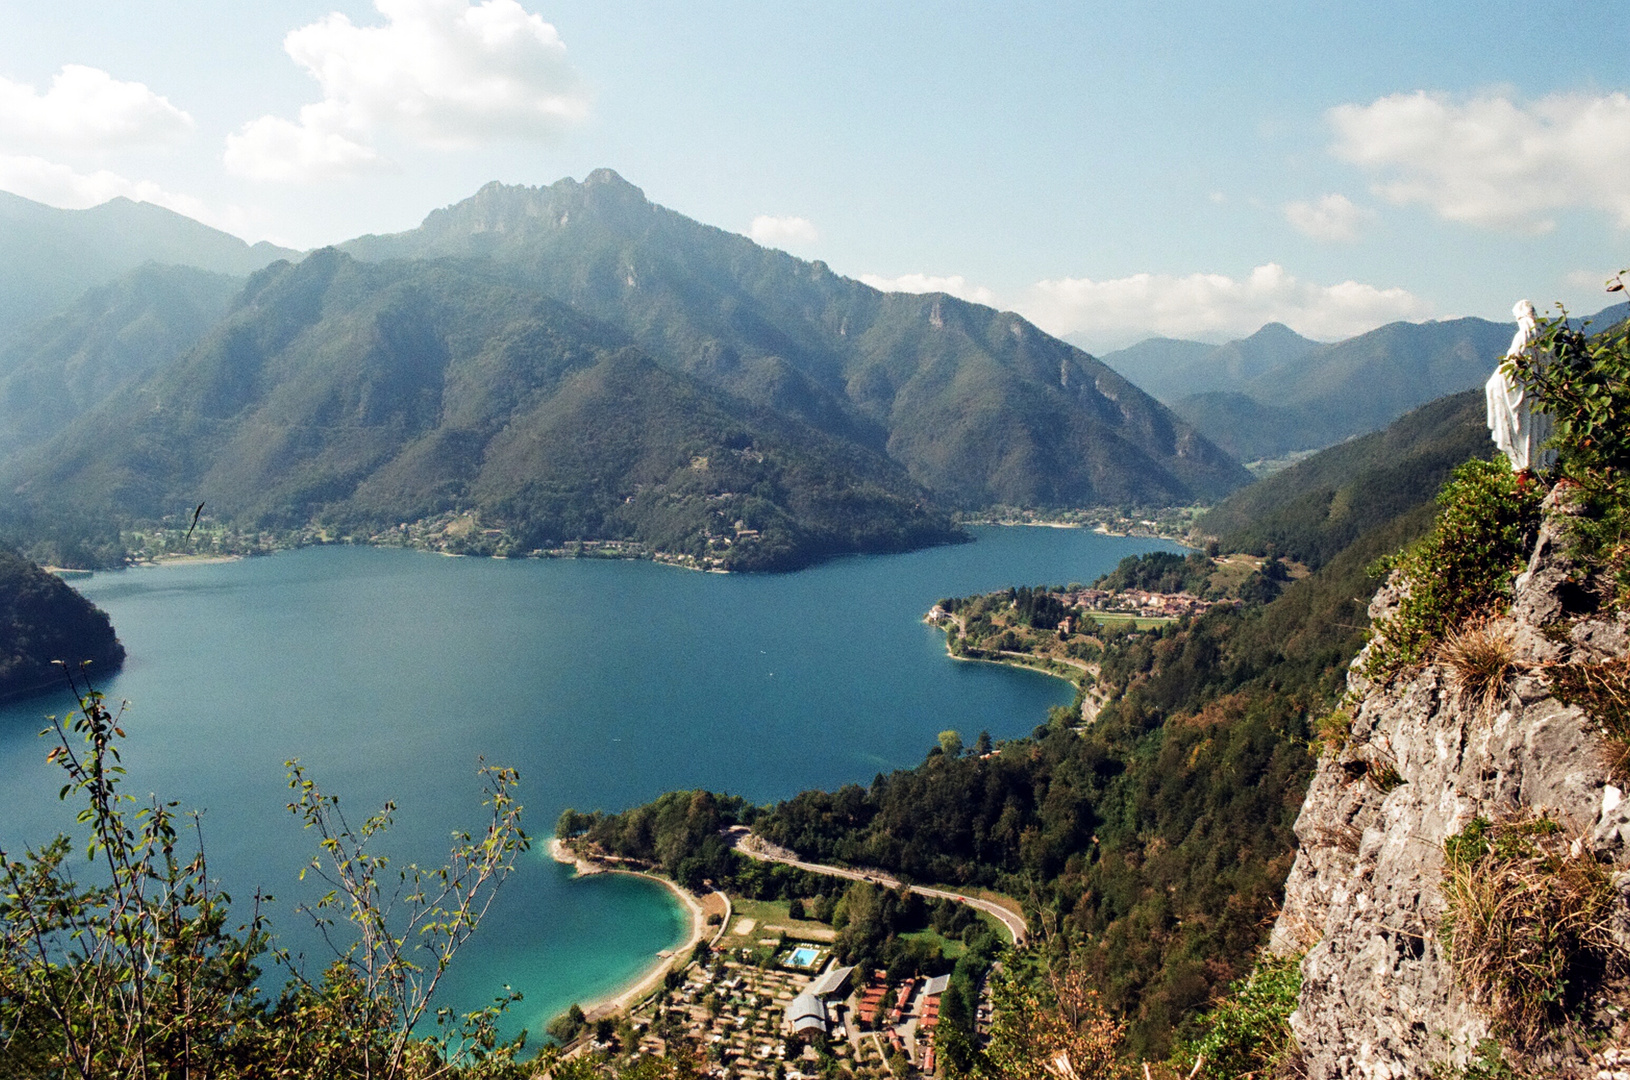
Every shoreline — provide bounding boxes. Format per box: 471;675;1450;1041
548;839;707;1020
925;617;1085;689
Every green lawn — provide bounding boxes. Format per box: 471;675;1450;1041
725;897;835;943
1087;612;1176;630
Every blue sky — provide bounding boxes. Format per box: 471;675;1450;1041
1;0;1625;350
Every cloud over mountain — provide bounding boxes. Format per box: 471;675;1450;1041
748;214;819;250
0;65;193;153
1023;263;1431;347
858;273;996;306
1329;90;1630;233
0;155;215;222
225;0;588;182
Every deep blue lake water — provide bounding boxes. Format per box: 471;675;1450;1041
0;526;1178;1039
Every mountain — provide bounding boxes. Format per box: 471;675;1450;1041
340;170;1251;509
0;547;123;700
1166;317;1511;461
0;264;241;458
4;251;958;571
1194;388;1493;568
1099;322;1320;403
0;192;296;351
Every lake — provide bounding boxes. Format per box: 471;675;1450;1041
0;526;1179;1039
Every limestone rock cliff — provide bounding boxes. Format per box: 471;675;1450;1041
1271;487;1630;1078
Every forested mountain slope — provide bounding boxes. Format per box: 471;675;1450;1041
341;170;1250;508
0;264;241;458
582;388;1507;1056
1195;388;1493;567
0;547;123;700
2;250;957;571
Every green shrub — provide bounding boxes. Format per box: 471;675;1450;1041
1431;1038;1522;1080
1176;951;1302;1080
1508;297;1630;603
1506;299;1630;475
1365;459;1543;675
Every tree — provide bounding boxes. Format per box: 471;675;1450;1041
938;730;964;758
0;672;533;1080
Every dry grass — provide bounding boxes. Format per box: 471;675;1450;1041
1439;619;1519;718
1440;812;1623;1047
1313;706;1353;757
1547;654;1630;777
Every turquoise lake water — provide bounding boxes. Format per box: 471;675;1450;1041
0;526;1178;1040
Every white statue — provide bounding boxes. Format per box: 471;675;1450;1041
1486;299;1556;472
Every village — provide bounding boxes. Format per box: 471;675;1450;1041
586;908;993;1079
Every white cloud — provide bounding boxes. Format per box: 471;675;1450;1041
225;104;386;183
859;272;996;306
0;154;217;221
1328;90;1630;233
226;0;587;182
1021;263;1432;345
749;214;819;249
0;65;193;152
1284;193;1371;242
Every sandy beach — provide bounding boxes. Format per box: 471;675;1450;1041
147;554;245;567
549;839;712;1020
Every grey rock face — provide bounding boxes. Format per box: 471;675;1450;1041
1272;507;1630;1078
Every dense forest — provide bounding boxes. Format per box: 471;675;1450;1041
0;546;122;699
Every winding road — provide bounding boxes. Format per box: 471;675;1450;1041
726;828;1028;946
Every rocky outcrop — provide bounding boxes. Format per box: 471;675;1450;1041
1272;488;1630;1078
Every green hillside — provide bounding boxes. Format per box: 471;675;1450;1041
0;547;123;700
4;251;957;571
342;170;1251;509
1194;388;1492;567
0;264;241;457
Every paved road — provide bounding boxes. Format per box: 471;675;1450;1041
727;829;1028;946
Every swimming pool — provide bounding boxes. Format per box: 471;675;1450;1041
787;946;820;968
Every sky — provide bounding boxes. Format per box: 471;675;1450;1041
1;0;1626;352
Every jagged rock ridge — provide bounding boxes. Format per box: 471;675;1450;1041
1272;487;1630;1078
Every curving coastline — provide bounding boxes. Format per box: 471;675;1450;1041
548;839;708;1020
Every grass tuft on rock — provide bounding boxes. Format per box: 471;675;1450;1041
1439;618;1520;719
1439;812;1622;1048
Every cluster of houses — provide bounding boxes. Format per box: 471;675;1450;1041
623;942;972;1078
1065;587;1229;620
786;964;956;1073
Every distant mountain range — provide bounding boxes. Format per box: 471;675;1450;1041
337;171;1249;509
0;171;1249;570
0;192;296;353
1101;319;1514;461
